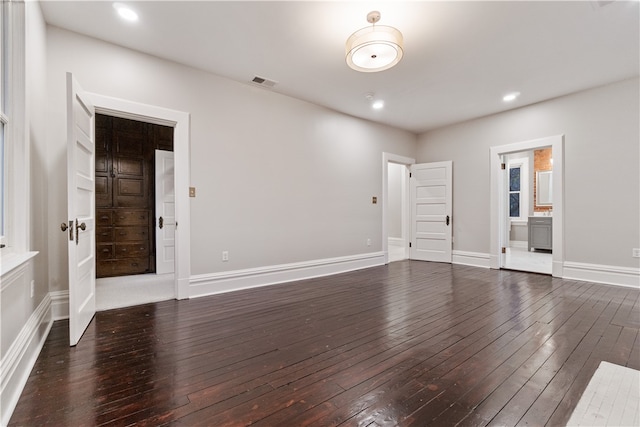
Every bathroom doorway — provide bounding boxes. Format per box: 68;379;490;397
490;135;564;278
503;148;553;274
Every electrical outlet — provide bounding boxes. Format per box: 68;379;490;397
633;248;640;258
30;280;35;298
367;238;371;247
222;251;229;262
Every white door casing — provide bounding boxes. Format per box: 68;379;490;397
87;93;190;299
66;72;96;346
410;161;453;263
155;150;175;274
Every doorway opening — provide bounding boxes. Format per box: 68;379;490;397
382;153;415;264
94;114;175;310
387;162;409;262
87;92;191;306
490;135;564;277
503;148;553;274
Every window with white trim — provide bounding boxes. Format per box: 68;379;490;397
509;166;521;218
507;157;529;222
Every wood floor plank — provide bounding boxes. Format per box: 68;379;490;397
8;261;639;427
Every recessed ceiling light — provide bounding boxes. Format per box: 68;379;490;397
503;92;520;102
372;100;385;110
113;3;138;22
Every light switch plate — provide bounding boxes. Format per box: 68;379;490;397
189;187;196;197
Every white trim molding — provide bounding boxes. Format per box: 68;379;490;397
452;250;491;269
563;262;640;289
189;252;386;298
50;290;70;320
388;237;406;247
509;240;528;249
0;294;52;427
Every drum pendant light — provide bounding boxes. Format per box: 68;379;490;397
346;11;404;73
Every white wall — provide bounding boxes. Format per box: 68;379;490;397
44;26;417;291
26;0;49;306
417;78;640;269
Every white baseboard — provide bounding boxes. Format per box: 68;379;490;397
50;290;69;320
189;252;386;298
563;262;640;289
509;240;528;249
1;294;53;427
388;237;405;248
452;250;491;269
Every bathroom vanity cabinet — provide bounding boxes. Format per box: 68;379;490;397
528;216;552;251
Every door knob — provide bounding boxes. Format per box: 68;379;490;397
75;219;86;245
158;216;164;229
61;221;73;241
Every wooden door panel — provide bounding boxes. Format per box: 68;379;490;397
95;114;171;278
95;176;111;208
114;134;145;156
117;178;144;196
117;158;144;176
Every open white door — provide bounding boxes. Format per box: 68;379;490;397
66;72;96;346
410;161;453;263
155;150;175;274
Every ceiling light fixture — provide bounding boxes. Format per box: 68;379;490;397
113;3;139;22
346;11;404;73
503;92;520;102
372;100;385;110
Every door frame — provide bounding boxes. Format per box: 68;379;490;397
88;93;191;299
489;134;564;277
382;153;415;264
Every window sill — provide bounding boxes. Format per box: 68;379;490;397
1;251;38;277
510;220;528;225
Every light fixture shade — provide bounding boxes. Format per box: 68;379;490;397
346;25;404;72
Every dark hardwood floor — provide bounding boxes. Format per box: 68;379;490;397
10;261;640;426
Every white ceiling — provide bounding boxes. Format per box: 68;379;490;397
40;1;639;134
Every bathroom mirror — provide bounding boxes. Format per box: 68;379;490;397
537;170;552;206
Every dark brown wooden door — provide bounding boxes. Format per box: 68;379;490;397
95;114;173;278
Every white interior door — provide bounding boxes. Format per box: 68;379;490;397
66;72;96;346
500;156;509;268
155;150;175;274
410;161;453;263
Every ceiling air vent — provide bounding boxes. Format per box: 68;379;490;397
250;75;277;88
